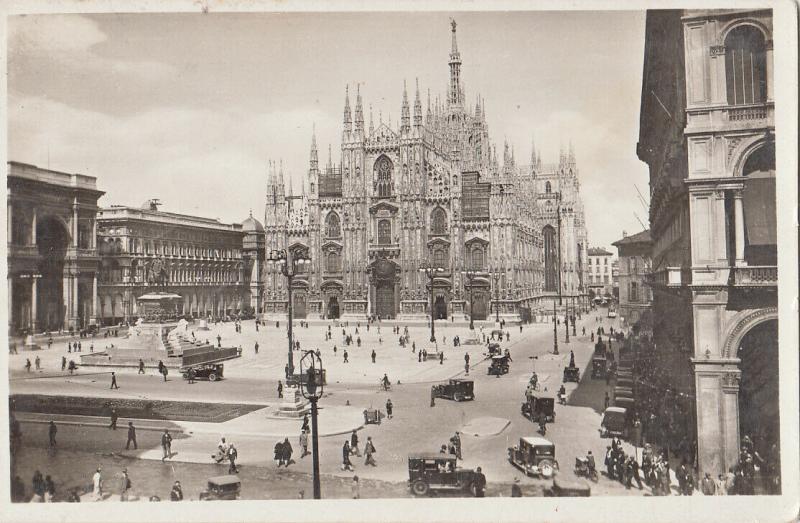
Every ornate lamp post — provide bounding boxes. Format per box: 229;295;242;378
299;350;323;499
572;296;577;336
460;268;480;331
267;249;311;377
564;299;570;344
488;268;503;324
552;300;559;355
419;262;445;343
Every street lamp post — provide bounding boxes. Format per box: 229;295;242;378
419;262;445;343
552;301;559;355
564;299;570;344
299;350;323;499
572;296;577;336
489;268;503;324
267;249;311;377
461;269;480;331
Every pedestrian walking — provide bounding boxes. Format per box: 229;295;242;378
701;472;716;495
511;477;522;497
25;358;31;372
277;380;284;399
109;408;118;430
92;468;103;501
138;359;145;374
170;481;184;501
342;441;354;471
604;392;610;409
61;356;67;371
254;342;259;355
385;398;393;419
187;367;196;384
110;372;119;389
430;386;436;407
48;421;57;447
473;466;486;497
274;440;285;466
418;351;422;362
35;356;41;370
299;429;309;458
371;349;376;363
439;351;444;365
282;437;293;467
119;468;131;502
453;432;462;460
126;422;137;450
351;475;360;499
343;349;349;363
43;475;55;502
350;430;361;457
228;443;239;473
30;470;44;502
364;436;377;466
161;366;168;382
161;429;172;461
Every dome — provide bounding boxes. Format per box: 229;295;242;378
241;212;264;232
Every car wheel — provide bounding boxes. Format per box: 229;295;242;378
454;392;463;402
539;459;555;478
411;480;429;496
208;373;218;382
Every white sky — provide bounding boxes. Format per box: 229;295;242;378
8;11;650;250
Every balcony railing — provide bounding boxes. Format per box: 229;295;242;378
727;105;768;122
732;266;777;287
644;267;689;288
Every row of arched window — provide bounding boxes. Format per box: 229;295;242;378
105;237;240;259
323;207;449;240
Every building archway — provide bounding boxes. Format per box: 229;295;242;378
327;296;340;319
371;258;398;319
36;216;70;331
292;292;307;319
434;295;448;320
543;225;558;292
470;287;490;321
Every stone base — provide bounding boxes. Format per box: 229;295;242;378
270;400;311;419
23;335;41;351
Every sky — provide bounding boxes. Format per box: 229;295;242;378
8;10;651;250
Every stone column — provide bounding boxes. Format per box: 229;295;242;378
714;190;728;266
8;277;14;333
765;40;774;101
72;275;80;328
6;204;12;243
720;370;742;473
72;200;79;247
91;273;98;325
31;207;37;245
63;273;72;329
733;189;746;266
30;277;38;332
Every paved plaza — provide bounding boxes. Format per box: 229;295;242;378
9;313;671;499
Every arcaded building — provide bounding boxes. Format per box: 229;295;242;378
639;9;777;479
263;21;588;323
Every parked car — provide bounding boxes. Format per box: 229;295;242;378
487;342;502;356
600;407;628;438
363;408;383;425
591;356;607;379
182;363;224;382
432;379;475;402
544;477;591;497
199;475;241;500
488;355;510;376
563;366;580;383
407;454;481;497
521;395;555;423
508;436;559;478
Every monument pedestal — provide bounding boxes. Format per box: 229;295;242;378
272;389;310;419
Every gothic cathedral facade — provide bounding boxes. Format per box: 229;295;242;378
263;21;589;322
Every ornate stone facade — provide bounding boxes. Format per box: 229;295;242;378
263;21;588;322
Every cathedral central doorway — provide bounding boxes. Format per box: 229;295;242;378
376;283;395;319
327;296;340;319
471;291;488;320
434;295;448;320
292;293;307;319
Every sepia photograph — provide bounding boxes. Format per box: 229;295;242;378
3;1;798;522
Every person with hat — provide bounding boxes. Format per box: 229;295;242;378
126;422;137;450
453;432;462;460
170;481;184;501
161;429;172;461
119;468;131;501
473;466;486;497
511;477;522;497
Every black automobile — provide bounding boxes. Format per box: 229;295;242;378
563;366;580;383
488;355;510;376
199;475;241;500
521;394;555;423
182;363;224;382
432;379;475;402
591;356;607;379
407;454;481;497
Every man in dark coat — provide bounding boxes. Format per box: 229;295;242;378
48;422;57;447
282;437;293;467
274;440;285;466
110;372;119;389
350;430;360;457
473;466;486;497
511;478;522;497
228;444;239;473
109;408;118;430
126;421;137;450
138;359;145;374
342;441;353;471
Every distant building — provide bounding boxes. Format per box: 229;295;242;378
612;230;652;331
638;9;777;478
587;247;614;299
95;200;248;324
7;162;104;334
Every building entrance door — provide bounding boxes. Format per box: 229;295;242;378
376;283;395;319
292;293;307;319
472;291;488;320
327;296;340;319
434;295;448;320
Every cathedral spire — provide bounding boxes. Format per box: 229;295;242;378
354;84;364;133
413;78;423;128
310;124;318;171
327;144;332;170
568;141;575;165
369;104;374;135
426;88;432;124
448;19;463;107
401;79;411;133
343;85;352;132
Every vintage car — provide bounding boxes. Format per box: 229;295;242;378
432;379;475;402
563;366;580;383
600;407;628;438
407;454;481;497
614;397;636;410
182;363;224;382
591;356;607;379
488;355;510;376
199;475;241;500
521;394;555;423
614;386;634;399
487;342;502;356
544;477;591;497
616;376;634;388
508;436;559;478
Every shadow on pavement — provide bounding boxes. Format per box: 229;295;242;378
566;364;608;415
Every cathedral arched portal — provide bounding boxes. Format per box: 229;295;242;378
370;258;399;319
542;225;558;292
